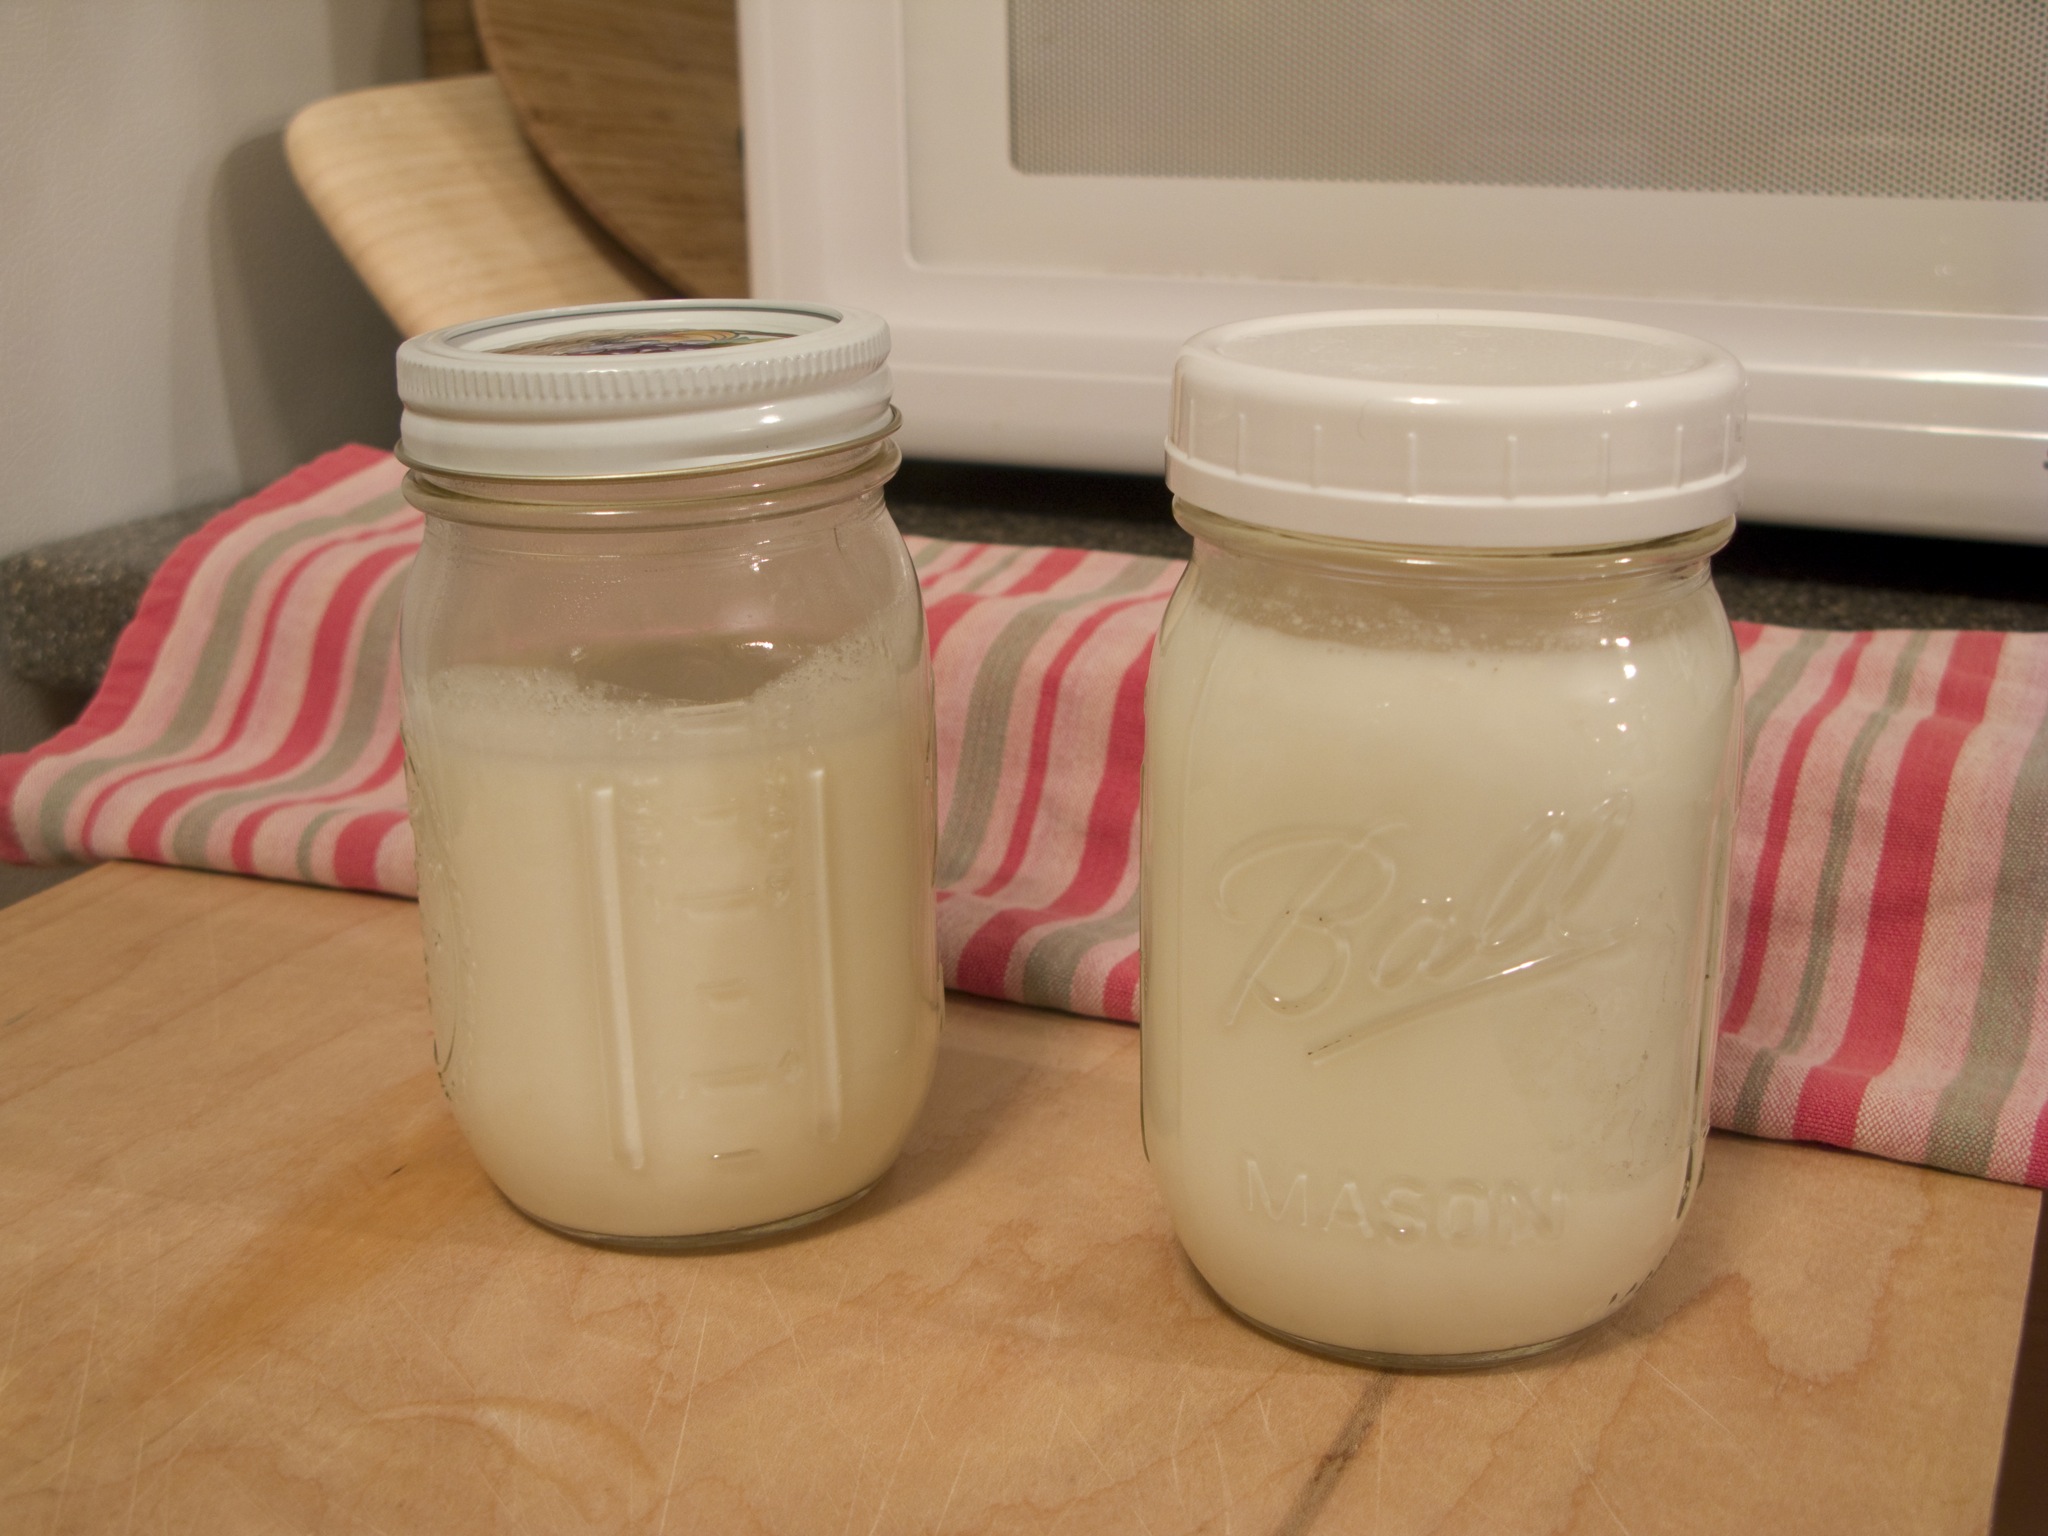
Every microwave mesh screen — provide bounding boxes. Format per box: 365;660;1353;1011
1007;0;2048;202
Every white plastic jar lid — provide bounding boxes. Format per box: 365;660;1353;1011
396;300;893;478
1166;309;1746;549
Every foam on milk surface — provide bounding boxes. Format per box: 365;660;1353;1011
406;631;939;1239
1144;581;1738;1357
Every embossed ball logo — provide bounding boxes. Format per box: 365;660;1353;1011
1213;793;1636;1064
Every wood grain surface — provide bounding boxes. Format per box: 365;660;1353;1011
286;74;670;338
475;0;750;299
0;864;2036;1534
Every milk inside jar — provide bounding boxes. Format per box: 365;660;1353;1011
407;632;937;1240
396;300;940;1245
1143;310;1746;1364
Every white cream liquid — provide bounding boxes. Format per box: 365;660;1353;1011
406;638;939;1240
1143;582;1738;1358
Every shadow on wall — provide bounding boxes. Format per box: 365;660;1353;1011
205;127;406;482
328;0;425;88
206;0;418;475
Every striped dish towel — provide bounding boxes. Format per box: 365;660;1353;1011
4;446;2045;1190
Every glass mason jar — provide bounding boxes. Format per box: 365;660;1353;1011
394;302;940;1247
1141;310;1746;1366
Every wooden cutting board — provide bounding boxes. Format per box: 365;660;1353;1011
474;0;750;299
0;862;2037;1533
288;75;672;336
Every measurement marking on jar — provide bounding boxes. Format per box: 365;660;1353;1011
697;979;751;1010
803;763;844;1140
586;782;648;1171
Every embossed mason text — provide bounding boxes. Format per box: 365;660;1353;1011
1244;1156;1567;1245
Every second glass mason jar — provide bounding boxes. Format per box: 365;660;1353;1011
1142;310;1746;1365
395;301;940;1246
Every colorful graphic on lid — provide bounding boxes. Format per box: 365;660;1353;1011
491;328;798;358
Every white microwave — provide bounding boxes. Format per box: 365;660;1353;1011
738;0;2048;543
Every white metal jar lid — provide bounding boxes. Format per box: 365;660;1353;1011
396;300;894;478
1165;309;1746;549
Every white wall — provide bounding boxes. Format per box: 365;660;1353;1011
0;0;422;557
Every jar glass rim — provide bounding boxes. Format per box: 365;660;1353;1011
396;409;901;492
1175;496;1735;578
403;438;901;532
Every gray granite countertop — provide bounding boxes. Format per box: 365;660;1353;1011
5;461;2046;700
1;498;230;696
